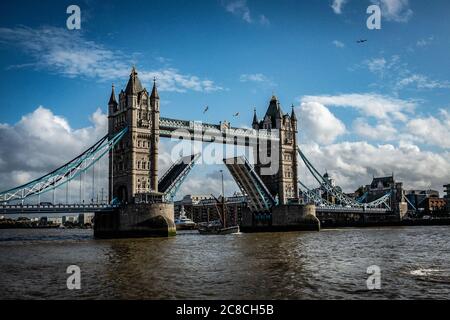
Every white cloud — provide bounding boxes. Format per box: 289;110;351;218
407;109;450;149
396;74;450;90
366;58;387;73
259;15;270;26
223;0;253;23
333;0;412;21
139;69;223;93
0;107;107;193
301;93;416;122
222;0;269;25
363;55;402;78
364;55;450;92
417;36;434;47
0;26;223;93
371;0;413;22
297;102;346;145
353;118;398;141
240;73;267;82
332;40;345;48
239;73;274;86
177;168;238;198
299;141;450;193
331;0;347;14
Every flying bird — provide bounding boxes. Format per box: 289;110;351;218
233;112;240;117
203;106;209;113
356;39;368;43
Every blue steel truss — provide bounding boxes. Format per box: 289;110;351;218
0;127;128;203
356;192;368;203
224;156;275;213
297;147;392;210
159;153;201;202
298;180;333;206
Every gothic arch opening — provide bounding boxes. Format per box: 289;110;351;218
117;185;128;204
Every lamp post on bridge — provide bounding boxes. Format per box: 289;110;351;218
220;170;225;200
220;169;225;228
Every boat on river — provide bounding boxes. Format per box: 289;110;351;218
175;206;197;230
197;193;240;235
198;224;239;235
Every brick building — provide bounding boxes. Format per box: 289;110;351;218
175;194;247;225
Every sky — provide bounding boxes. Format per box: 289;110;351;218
0;0;450;200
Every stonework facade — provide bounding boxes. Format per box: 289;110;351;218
108;67;160;203
253;96;299;205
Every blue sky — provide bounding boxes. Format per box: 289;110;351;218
0;0;450;197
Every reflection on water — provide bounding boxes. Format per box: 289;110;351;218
0;227;449;299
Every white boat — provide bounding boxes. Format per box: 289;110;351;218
175;206;197;230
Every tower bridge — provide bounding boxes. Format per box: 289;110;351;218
106;67;297;206
0;67;401;236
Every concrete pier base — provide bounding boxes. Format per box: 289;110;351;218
94;203;176;239
240;204;320;232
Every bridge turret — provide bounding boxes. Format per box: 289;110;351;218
125;66;143;95
264;95;283;129
108;66;156;203
290;104;297;121
255;95;299;205
151;77;160;101
125;66;143;112
252;108;259;130
108;84;118;113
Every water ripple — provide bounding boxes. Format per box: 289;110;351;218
1;227;450;299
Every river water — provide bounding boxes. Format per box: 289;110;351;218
0;226;449;300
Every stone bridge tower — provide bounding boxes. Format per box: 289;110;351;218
108;67;160;203
253;96;299;205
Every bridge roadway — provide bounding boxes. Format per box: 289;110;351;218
0;203;390;215
0;204;117;215
159;117;279;145
316;206;389;215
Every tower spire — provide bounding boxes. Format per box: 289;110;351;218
291;104;297;120
125;66;143;94
252;108;258;124
108;84;118;106
151;77;159;99
252;107;259;129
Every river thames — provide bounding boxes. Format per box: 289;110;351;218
0;226;449;300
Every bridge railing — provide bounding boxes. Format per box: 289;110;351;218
1;203;113;209
159;117;280;142
0;203;118;214
315;205;389;213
